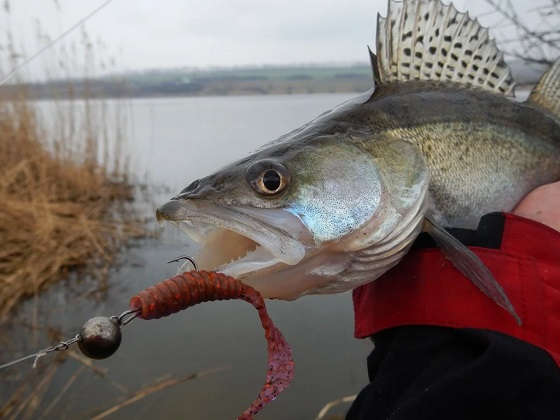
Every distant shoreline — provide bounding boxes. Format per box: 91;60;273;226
0;62;542;101
0;65;372;100
0;81;538;101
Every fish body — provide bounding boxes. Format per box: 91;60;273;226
285;83;560;229
157;0;560;305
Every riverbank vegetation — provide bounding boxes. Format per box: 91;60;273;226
0;96;144;317
0;2;144;318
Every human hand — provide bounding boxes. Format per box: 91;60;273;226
514;181;560;232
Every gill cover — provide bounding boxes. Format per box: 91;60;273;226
286;141;382;244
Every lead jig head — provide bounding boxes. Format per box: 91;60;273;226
78;316;122;359
0;308;139;370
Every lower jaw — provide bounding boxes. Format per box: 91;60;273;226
195;229;259;271
232;251;352;300
182;230;350;300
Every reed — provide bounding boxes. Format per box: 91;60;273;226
0;1;144;318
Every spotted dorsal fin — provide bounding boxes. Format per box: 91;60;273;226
527;59;560;118
373;0;516;96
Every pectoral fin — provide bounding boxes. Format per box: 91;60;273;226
424;217;521;326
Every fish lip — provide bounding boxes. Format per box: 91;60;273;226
156;199;307;268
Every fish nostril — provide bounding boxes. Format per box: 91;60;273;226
172;179;202;200
180;179;200;195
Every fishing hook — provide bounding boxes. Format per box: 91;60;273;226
167;255;198;271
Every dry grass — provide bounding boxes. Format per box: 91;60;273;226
0;0;146;318
0;3;152;418
0;93;144;317
90;367;229;420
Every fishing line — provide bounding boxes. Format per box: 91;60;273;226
0;309;139;370
0;0;116;87
0;270;296;418
0;255;196;370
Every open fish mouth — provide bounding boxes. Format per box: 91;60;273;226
156;200;309;280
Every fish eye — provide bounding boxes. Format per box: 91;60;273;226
246;160;290;196
262;170;281;191
256;168;287;195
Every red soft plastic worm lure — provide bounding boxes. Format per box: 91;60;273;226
129;270;294;420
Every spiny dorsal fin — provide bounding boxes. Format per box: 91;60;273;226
368;47;381;87
528;59;560;118
374;0;516;96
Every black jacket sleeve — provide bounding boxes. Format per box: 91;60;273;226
346;326;560;420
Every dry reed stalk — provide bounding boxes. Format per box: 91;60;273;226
0;378;28;418
66;349;128;394
0;95;145;317
90;367;229;420
42;365;85;417
19;362;59;420
5;361;59;420
0;2;147;419
66;350;109;377
0;0;144;318
315;395;357;420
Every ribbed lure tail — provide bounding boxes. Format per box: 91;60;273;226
130;271;295;420
528;59;560;118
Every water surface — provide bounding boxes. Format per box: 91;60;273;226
1;93;371;419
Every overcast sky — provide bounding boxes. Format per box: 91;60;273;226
1;0;552;79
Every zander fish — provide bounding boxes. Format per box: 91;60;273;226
157;0;560;323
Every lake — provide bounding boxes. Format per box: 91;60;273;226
0;93;372;419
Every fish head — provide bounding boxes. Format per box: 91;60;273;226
157;129;428;300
